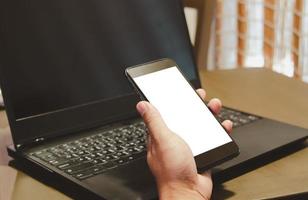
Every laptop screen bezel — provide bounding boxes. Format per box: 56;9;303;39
0;71;200;149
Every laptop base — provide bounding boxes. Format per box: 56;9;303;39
7;117;308;200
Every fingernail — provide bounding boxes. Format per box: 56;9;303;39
136;101;147;116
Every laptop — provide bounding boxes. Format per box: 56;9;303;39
0;0;307;199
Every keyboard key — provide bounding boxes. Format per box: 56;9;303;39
87;166;106;175
115;159;126;165
248;115;259;121
57;163;69;169
218;108;260;127
34;152;57;161
49;158;68;166
66;162;93;174
74;171;94;180
99;161;117;169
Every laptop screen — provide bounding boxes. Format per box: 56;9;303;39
0;0;199;145
0;0;197;120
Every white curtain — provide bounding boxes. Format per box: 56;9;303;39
185;0;308;83
301;0;308;82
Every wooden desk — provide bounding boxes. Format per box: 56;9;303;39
200;68;308;199
0;68;307;200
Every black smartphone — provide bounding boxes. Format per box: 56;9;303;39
125;58;239;170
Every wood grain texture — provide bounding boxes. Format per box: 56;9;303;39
12;172;71;200
0;166;16;200
214;147;308;199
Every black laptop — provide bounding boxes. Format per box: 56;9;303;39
0;0;307;199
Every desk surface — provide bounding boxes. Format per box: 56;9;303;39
1;68;307;200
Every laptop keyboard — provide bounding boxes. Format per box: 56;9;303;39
32;121;147;180
217;107;260;128
31;108;260;180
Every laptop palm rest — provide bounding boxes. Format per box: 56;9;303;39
83;158;157;200
213;118;308;182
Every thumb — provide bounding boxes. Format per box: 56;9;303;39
136;101;169;142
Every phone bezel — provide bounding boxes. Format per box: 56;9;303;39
125;58;239;170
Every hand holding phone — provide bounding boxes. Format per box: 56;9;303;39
126;58;239;169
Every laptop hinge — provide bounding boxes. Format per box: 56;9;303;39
16;137;46;151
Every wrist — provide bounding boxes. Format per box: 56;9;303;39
158;181;207;200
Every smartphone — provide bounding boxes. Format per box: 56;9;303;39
125;58;239;170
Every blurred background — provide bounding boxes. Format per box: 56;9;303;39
183;0;308;82
1;0;307;106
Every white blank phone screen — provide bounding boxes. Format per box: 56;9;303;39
134;66;232;156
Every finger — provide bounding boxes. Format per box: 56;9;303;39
207;98;222;115
222;120;233;134
136;101;169;142
147;134;153;153
196;88;206;101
